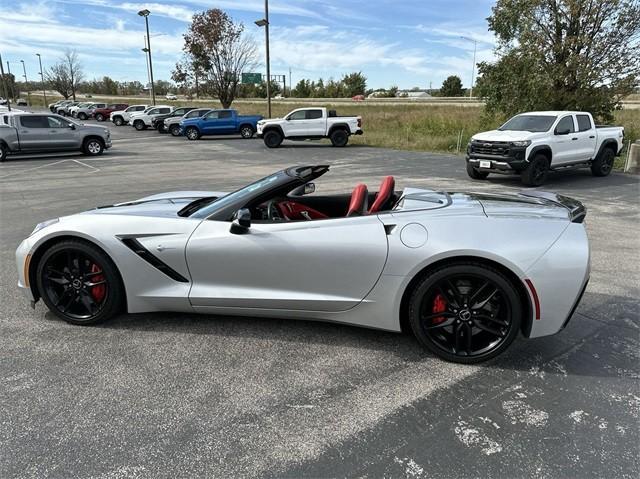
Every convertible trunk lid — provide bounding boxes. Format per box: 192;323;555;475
474;191;585;223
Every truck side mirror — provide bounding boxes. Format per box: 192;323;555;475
555;127;570;135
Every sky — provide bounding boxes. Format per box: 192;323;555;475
0;0;497;90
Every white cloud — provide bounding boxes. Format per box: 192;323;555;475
118;2;195;23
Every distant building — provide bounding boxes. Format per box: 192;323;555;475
397;90;432;98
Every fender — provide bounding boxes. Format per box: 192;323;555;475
328;123;351;136
527;144;552;163
262;124;285;137
595;138;621;158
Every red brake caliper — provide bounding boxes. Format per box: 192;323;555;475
432;293;447;324
90;264;106;303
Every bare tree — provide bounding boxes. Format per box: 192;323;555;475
177;9;257;108
63;49;84;100
45;63;72;99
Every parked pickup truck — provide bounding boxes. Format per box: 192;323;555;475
130;105;174;130
162;108;212;136
92;103;129;122
151;106;197;132
0;112;111;162
257;107;363;148
110;104;148;126
180;109;263;140
466;111;625;186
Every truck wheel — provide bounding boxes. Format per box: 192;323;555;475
95;113;104;122
466;162;489;180
591;147;615;177
83;138;104;156
521;154;549;186
0;144;7;162
170;125;181;136
263;130;283;148
113;116;124;126
240;125;255;139
134;120;146;131
78;112;88;120
330;129;349;147
185;127;200;140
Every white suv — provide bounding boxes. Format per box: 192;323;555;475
130;106;173;131
110;105;149;126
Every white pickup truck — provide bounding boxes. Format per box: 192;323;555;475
466;111;625;186
110;105;149;126
129;105;174;131
256;107;363;148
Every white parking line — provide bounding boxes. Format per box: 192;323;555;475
0;159;100;179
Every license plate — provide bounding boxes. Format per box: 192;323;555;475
479;160;491;169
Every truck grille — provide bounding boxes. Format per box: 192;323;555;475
471;140;511;156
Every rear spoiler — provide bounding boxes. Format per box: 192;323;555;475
519;191;586;223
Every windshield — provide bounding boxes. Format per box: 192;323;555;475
499;115;557;132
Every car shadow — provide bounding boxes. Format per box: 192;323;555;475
42;291;638;379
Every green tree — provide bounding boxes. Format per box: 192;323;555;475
477;0;640;121
440;75;464;97
341;71;367;97
292;79;312;97
178;9;257;108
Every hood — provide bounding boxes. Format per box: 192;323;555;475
472;130;547;142
258;117;283;125
80;190;227;218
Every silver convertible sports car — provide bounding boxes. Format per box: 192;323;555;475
16;165;590;363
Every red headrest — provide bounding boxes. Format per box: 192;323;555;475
346;184;368;217
368;176;395;213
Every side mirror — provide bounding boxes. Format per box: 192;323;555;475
69;123;76;130
230;208;251;234
555;127;570;135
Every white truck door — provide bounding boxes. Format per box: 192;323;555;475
551;115;579;164
574;114;598;160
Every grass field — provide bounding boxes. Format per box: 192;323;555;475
17;94;640;159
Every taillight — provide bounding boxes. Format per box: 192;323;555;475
357;118;362;128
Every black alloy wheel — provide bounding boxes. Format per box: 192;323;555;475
36;241;123;325
408;262;521;363
170;124;181;136
330;128;349;147
263;130;283;148
466;162;489;180
134;120;146;131
521;154;549;186
591;147;615;177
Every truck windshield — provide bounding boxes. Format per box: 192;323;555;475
499;115;557;132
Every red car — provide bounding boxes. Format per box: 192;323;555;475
92;103;129;122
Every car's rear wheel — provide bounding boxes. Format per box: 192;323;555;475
134;120;146;131
113;116;124;126
170;124;181;136
78;112;87;120
95;113;104;122
263;130;283;148
83;138;104;156
407;262;522;363
466;162;489;180
330;128;349;147
0;143;7;162
36;240;124;325
521;154;549;186
591;147;615;177
240;125;255;139
185;127;200;140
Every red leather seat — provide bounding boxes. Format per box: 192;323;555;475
368;176;395;214
346;184;368;217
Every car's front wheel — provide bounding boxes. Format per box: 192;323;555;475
82;138;104;156
95;113;104;122
466;162;489;180
170;125;181;136
407;262;522;363
0;143;7;162
263;130;283;148
134;120;146;131
521;154;549;186
36;240;124;325
113;116;124;126
78;112;87;120
185;127;200;140
240;125;255;139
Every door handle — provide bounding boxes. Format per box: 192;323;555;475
589;135;595;139
571;137;578;140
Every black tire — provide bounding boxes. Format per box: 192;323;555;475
78;112;87;120
407;261;522;364
0;143;7;162
95;113;104;122
521;154;549;186
185;126;200;140
170;124;181;136
330;128;349;147
591;147;615;177
82;138;104;156
263;130;283;148
240;125;255;139
466;162;489;180
36;240;124;325
134;120;146;131
113;116;124;126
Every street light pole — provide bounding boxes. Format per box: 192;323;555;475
138;9;156;105
36;53;47;107
142;35;152;103
460;36;477;98
20;59;30;106
0;53;12;111
255;0;271;118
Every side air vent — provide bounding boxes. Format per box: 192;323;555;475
120;238;189;283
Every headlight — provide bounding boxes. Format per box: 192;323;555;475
510;140;531;147
30;218;59;236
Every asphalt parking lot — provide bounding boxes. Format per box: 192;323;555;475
1;120;638;478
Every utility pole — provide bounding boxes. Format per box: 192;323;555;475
0;53;12;111
138;9;156;105
5;60;14;101
20;60;30;106
460;36;477;98
255;0;271;117
36;53;47;107
289;67;292;97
